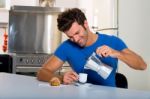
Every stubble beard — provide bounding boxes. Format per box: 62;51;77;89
78;30;88;47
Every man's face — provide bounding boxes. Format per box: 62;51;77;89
65;22;88;47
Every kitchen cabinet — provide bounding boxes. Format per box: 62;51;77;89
10;0;39;7
0;0;38;53
0;9;9;23
0;0;38;23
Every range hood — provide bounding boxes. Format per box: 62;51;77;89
8;6;66;54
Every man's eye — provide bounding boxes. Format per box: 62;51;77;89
76;32;79;35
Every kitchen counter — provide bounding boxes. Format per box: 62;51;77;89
0;73;150;99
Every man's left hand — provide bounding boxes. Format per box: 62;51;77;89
96;45;120;58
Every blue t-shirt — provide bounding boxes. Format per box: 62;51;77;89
54;33;127;87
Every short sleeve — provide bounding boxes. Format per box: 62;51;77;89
113;36;128;51
54;41;68;62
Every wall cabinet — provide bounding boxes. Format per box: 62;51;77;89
0;0;38;23
0;9;9;23
0;0;38;54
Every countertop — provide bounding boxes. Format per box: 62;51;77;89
0;73;150;99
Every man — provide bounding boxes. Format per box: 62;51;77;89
37;8;147;87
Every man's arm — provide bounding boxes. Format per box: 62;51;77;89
116;48;147;70
37;55;64;83
96;45;147;70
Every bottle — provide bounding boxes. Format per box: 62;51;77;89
40;0;55;7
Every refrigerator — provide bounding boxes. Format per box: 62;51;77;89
78;0;118;36
92;0;118;36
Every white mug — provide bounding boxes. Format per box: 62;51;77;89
79;73;88;83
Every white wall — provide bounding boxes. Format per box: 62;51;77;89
118;0;150;90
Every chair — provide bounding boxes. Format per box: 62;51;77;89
115;72;128;88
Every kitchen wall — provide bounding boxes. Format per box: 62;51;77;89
118;0;150;90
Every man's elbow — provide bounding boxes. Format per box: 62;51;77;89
36;68;53;82
36;69;45;81
132;61;147;70
140;62;147;70
142;63;147;70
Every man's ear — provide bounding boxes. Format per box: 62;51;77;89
84;20;89;29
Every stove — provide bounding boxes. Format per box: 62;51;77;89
8;6;66;74
11;54;52;73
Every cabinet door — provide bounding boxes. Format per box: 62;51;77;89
0;10;9;23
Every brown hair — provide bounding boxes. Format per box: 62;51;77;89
57;8;87;32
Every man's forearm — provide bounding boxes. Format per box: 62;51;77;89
116;50;147;70
37;68;63;83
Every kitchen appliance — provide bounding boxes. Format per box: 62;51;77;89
84;52;113;79
91;0;118;36
0;54;12;73
8;6;66;73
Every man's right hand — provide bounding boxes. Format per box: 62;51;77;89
63;70;79;84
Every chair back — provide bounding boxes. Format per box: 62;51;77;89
115;73;128;88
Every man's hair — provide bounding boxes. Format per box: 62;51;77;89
57;8;87;32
